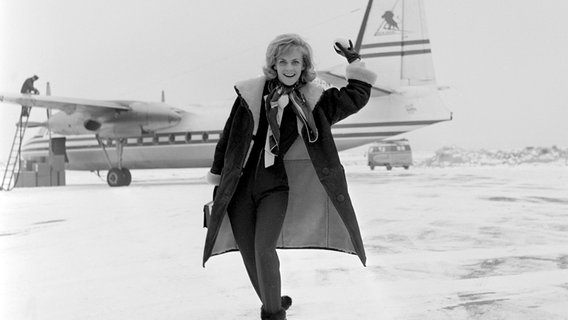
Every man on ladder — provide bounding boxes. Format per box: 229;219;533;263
20;75;39;116
0;75;41;190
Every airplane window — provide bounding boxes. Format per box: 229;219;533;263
185;132;192;143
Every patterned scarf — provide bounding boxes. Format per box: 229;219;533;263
264;80;318;167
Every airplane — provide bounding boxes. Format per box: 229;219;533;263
0;0;451;187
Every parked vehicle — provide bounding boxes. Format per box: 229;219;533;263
367;139;413;170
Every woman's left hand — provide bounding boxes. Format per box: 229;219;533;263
334;39;361;63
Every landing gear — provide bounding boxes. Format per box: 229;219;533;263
96;135;132;187
107;168;132;187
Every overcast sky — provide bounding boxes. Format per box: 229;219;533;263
1;0;567;162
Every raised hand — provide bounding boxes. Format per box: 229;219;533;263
334;39;361;63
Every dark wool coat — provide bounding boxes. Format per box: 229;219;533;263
203;61;377;267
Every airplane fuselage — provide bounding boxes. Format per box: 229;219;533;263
21;88;450;171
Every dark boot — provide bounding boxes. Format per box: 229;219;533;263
281;296;292;311
260;308;286;320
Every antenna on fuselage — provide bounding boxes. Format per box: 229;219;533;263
46;82;52;120
46;82;53;158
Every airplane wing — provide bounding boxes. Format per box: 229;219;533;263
0;93;182;138
0;93;131;112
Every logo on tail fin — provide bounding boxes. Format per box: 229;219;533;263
382;11;399;30
374;10;403;36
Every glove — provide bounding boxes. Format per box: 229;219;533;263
334;39;360;63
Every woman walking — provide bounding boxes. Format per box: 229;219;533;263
203;34;377;319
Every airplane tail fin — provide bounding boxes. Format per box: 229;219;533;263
318;0;437;95
356;0;436;90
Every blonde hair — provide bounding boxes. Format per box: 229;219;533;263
262;33;317;83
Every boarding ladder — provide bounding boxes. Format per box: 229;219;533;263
1;107;32;191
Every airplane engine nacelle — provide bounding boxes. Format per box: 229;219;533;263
47;102;181;138
97;102;181;138
47;112;97;135
130;102;181;132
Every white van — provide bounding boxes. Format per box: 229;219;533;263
367;139;413;170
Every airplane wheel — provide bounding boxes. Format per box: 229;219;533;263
107;168;126;187
369;165;375;170
386;165;392;171
121;168;132;186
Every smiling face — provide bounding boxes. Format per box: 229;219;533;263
275;47;304;87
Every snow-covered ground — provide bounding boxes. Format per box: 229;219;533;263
1;154;568;319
